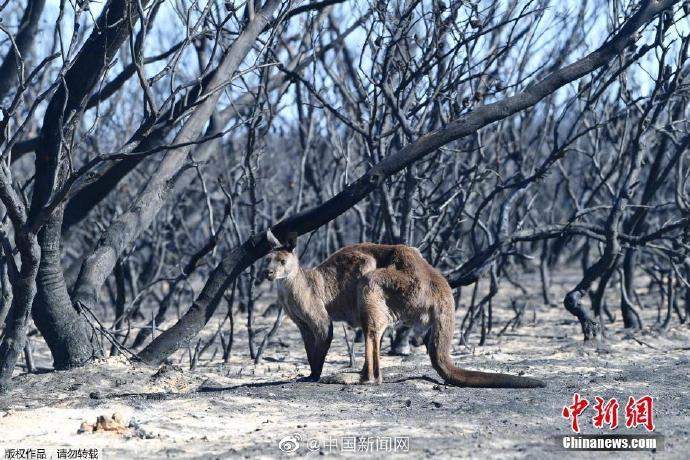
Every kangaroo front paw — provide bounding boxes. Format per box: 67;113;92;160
296;374;319;383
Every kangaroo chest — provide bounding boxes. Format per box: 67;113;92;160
277;276;360;326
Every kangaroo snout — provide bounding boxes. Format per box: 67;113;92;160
255;269;275;286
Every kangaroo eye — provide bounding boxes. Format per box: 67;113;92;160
280;260;286;265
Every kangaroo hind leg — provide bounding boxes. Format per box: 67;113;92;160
358;274;389;385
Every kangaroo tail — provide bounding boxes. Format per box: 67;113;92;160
427;302;546;389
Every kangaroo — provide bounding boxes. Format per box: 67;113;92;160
258;233;545;389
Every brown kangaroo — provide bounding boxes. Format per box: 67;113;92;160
259;233;545;388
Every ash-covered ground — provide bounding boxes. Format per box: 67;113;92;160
0;270;688;459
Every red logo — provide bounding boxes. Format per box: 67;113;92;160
592;396;619;429
624;395;655;431
562;393;589;433
562;394;654;433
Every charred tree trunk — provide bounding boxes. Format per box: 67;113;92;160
620;250;643;329
0;232;39;390
31;210;96;368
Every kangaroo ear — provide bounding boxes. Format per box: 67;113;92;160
266;228;282;250
284;232;298;252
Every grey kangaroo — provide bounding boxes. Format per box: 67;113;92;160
258;232;545;388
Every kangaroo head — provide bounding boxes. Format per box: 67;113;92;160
261;230;299;281
264;249;299;281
